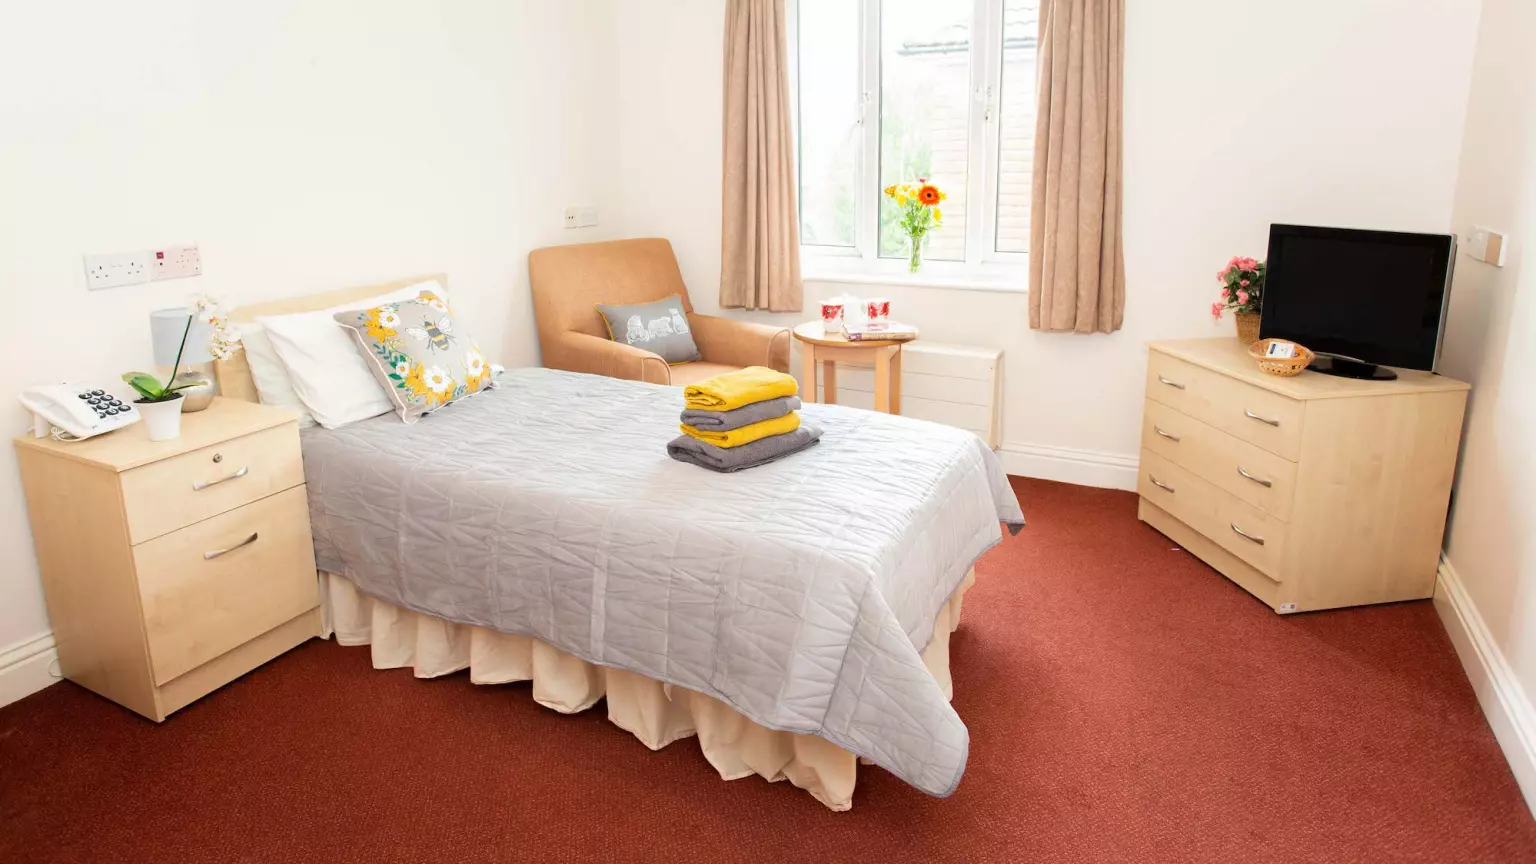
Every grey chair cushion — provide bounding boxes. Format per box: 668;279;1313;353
596;294;701;364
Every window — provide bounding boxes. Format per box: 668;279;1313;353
790;0;1040;280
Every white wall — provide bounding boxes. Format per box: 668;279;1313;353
612;0;1482;486
0;1;621;670
1436;0;1536;803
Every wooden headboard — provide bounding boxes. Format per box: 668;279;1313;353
214;273;448;404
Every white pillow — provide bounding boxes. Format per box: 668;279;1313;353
258;280;448;429
239;322;316;427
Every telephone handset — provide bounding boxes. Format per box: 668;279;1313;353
20;384;142;441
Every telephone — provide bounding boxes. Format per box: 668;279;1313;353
20;383;142;441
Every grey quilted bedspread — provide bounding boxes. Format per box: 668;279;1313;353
301;367;1024;796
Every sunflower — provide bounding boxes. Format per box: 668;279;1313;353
917;184;942;206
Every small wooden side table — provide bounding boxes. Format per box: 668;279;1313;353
791;321;913;414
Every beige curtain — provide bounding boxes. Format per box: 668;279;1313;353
1029;0;1126;333
720;0;802;313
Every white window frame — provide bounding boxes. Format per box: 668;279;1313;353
787;0;1029;289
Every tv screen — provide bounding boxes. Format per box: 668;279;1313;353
1259;224;1455;371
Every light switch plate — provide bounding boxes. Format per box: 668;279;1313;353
84;251;152;290
578;206;599;228
149;244;202;280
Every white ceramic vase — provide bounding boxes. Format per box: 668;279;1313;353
138;395;184;441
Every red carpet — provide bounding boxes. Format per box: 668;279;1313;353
2;478;1533;863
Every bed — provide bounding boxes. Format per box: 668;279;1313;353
216;276;1025;811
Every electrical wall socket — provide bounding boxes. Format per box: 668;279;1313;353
1465;226;1507;267
84;251;152;290
563;206;599;229
150;244;202;280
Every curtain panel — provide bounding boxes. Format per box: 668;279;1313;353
720;0;803;312
1028;0;1126;333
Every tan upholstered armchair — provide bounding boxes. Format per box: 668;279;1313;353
528;238;791;387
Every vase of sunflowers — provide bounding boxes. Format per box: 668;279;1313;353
884;179;946;274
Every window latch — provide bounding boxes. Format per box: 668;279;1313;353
975;85;995;123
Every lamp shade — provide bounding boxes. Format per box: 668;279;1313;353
150;308;214;366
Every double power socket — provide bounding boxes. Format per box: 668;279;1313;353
85;244;202;290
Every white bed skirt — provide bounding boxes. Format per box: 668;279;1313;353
317;569;973;811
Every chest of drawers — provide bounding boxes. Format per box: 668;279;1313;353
15;398;320;720
1137;339;1469;613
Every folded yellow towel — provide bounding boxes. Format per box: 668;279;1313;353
683;366;798;411
680;411;801;448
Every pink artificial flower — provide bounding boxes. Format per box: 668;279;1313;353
1229;256;1240;266
1239;279;1250;287
1240;257;1259;270
1220;287;1230;299
1211;301;1224;320
1237;289;1250;304
1217;269;1227;282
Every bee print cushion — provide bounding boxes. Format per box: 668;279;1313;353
335;290;495;423
595;294;701;365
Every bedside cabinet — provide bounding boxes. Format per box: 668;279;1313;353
15;398;320;720
1137;338;1469;614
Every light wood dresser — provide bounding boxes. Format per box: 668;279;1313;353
15;398;320;720
1137;338;1469;614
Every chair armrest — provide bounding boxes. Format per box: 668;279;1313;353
687;314;791;373
551;332;671;385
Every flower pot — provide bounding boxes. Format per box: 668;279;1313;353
137;395;185;441
1235;312;1261;346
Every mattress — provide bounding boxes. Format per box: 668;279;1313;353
300;368;1024;796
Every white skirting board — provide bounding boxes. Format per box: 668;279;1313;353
0;632;60;708
1434;554;1536;817
998;442;1139;491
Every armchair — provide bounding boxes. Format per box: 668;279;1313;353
529;239;790;387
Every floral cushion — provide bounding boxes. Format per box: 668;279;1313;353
335;290;494;423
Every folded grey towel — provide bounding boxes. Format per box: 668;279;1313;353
680;396;803;432
667;423;822;472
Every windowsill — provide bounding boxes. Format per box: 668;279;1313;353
801;252;1028;294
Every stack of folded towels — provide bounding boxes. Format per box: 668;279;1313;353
667;366;823;472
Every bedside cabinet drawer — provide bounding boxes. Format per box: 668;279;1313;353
1146;352;1304;460
120;423;304;544
1138;449;1289;580
1141;400;1298;522
135;485;319;685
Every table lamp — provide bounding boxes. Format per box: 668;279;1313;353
149;308;217;412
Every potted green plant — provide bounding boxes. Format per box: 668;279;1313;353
123;311;203;441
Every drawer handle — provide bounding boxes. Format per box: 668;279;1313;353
1230;523;1265;546
192;466;249;491
204;532;259;560
1157;375;1186;390
1243;408;1280;427
1149;475;1176;494
1236;465;1273;488
1153;426;1181;443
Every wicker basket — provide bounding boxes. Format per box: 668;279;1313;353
1248;339;1315;377
1235;312;1262;346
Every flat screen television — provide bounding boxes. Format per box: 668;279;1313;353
1259;224;1456;380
